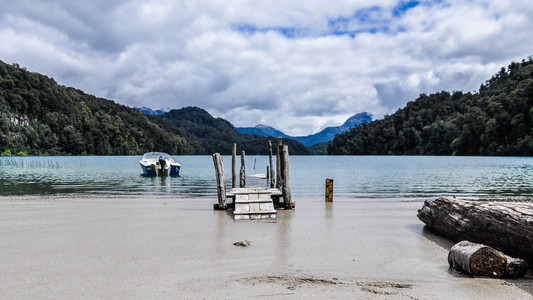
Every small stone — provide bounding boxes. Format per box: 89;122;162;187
233;240;251;247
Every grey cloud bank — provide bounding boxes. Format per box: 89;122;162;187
1;0;532;135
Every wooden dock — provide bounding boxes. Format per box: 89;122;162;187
212;139;294;220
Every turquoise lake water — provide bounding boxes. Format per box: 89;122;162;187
1;155;532;201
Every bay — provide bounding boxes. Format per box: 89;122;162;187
0;155;532;201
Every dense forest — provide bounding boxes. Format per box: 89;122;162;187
3;57;532;157
0;60;308;156
328;58;533;156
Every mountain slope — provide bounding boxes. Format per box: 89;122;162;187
328;58;533;156
0;60;309;156
236;112;372;146
159;107;309;155
0;60;192;155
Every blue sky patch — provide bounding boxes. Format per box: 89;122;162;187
393;1;421;17
233;24;298;38
234;1;428;39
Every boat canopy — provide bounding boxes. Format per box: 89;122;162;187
142;152;173;161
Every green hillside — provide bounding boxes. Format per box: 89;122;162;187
0;61;194;155
0;60;308;156
160;107;309;155
328;58;533;156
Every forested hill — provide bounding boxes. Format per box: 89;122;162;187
328;58;533;156
159;107;309;155
0;60;193;155
0;60;309;156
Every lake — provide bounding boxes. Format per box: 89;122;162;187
1;155;532;201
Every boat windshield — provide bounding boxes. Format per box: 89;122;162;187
142;152;172;161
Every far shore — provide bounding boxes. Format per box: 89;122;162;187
0;195;531;299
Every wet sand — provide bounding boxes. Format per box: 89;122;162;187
0;195;531;299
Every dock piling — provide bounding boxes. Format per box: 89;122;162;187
240;150;246;188
212;153;227;210
268;140;275;188
280;144;293;209
276;138;282;189
232;143;236;188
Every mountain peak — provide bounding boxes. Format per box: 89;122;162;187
134;106;169;115
342;112;372;128
236;112;372;146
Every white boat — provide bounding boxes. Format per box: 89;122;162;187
139;152;180;176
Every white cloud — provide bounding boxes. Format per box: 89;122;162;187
1;0;532;135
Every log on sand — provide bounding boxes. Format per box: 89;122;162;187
448;241;528;279
418;197;533;269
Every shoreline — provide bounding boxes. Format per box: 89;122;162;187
0;195;531;299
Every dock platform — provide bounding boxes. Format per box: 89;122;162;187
227;187;278;220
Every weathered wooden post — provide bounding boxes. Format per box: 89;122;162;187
276;138;282;189
268;140;275;188
280;144;292;209
212;153;227;210
232;143;237;188
240;150;246;188
325;178;333;202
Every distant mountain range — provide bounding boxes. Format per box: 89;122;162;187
236;112;372;146
134;106;169;115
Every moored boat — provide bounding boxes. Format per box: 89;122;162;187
139;152;180;176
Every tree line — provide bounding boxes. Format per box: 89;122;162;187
328;58;533;156
0;60;309;156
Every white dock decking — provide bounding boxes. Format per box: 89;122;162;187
226;187;282;220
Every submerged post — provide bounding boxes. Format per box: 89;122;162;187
212;153;227;210
276;138;282;189
268;140;275;188
280;144;293;209
240;150;246;188
232;143;237;188
325;178;333;202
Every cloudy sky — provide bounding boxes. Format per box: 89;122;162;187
1;0;532;135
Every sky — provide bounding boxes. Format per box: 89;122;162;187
1;1;532;136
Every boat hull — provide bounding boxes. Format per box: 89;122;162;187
140;163;180;177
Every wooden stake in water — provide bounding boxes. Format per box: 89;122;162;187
268;140;275;188
280;144;292;209
240;150;246;188
232;143;237;188
212;153;227;209
276;138;282;189
325;178;333;202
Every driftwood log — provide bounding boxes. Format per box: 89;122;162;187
448;241;528;279
418;197;533;269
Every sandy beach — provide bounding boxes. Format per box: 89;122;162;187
0;195;531;299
